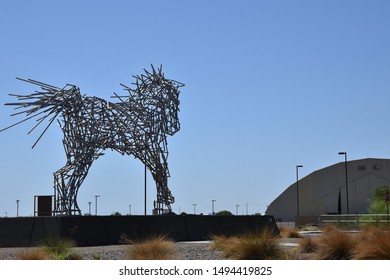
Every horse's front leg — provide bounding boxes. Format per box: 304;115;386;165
53;159;93;215
148;153;175;214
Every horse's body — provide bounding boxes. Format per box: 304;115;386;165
2;66;183;215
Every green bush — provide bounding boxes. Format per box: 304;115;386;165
215;210;233;216
368;186;389;214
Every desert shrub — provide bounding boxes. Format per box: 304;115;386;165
353;228;390;259
211;229;285;260
126;235;176;260
316;226;356;260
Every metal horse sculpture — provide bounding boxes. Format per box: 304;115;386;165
1;65;184;215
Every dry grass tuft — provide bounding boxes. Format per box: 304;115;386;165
298;236;318;254
209;234;231;251
211;229;286;260
15;238;82;260
353;228;390;259
315;226;356;260
279;227;301;238
16;248;50;260
126;235;176;260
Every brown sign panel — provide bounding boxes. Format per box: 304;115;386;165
37;196;52;216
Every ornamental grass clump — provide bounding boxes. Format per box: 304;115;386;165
279;227;301;238
315;226;356;260
41;237;82;260
210;234;240;259
126;235;176;260
353;227;390;259
16;248;50;260
211;229;285;260
298;236;318;254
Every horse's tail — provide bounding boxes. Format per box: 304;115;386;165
1;78;82;148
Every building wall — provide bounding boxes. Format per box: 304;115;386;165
265;158;390;223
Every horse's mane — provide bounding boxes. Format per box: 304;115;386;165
1;65;184;147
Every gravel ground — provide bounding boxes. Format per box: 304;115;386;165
0;242;226;260
0;238;303;260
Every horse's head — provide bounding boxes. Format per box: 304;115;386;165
120;65;184;136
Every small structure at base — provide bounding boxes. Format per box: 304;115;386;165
34;195;54;217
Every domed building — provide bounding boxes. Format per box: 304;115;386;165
265;158;390;226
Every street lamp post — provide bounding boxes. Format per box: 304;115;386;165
211;200;216;215
95;195;100;216
88;202;92;215
236;204;240;215
386;186;389;228
16;200;20;217
339;152;349;214
296;165;303;217
144;163;147;216
192;204;197;215
129;204;132;215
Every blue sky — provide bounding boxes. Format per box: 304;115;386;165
1;1;389;217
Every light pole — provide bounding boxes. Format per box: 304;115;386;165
339;152;349;214
192;204;197;215
236;204;240;215
95;195;100;216
88;202;92;215
386;186;389;228
211;200;216;215
296;165;303;217
144;163;147;216
16;200;20;217
129;204;132;215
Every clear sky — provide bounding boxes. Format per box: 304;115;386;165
1;1;389;217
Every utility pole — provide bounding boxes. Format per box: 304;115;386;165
212;200;216;215
16;200;20;217
95;195;100;216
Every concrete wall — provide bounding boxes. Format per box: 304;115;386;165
0;215;278;247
